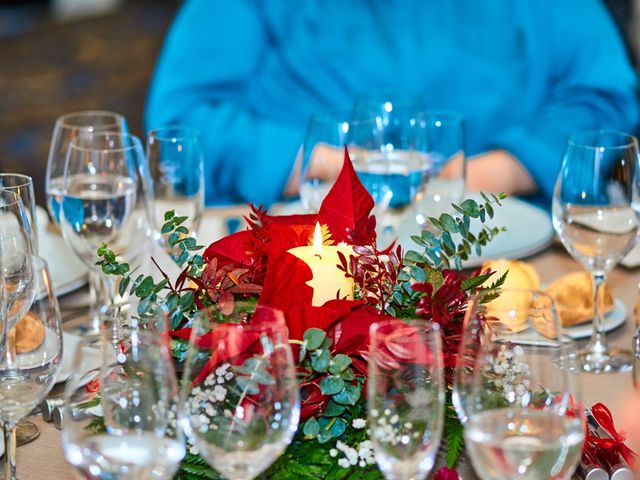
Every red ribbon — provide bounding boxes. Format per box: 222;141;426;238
589;402;636;468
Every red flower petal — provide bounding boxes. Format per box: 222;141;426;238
434;467;460;480
317;147;375;243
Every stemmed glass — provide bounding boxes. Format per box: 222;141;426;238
552;130;640;373
62;317;184;479
0;174;38;254
45;111;129;336
0;190;35;332
414;111;466;224
367;318;445;480
0;256;62;480
457;289;585;480
179;307;300;480
146;126;205;256
58;132;154;336
299;107;382;212
352;91;428;238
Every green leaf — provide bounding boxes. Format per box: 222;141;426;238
445;410;465;468
460;272;493;291
404;250;423;264
329;418;348;438
236;376;260;395
340;368;355;381
439;213;458;233
311;349;330;373
134;276;155;298
319;375;345;395
329;354;352;375
303;417;320;438
161;222;174;234
164;210;175;221
303;328;326;350
460;199;480;217
323;400;346;417
333;384;360;406
118;276;130;297
179;291;195;311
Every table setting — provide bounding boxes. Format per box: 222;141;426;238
1;100;640;480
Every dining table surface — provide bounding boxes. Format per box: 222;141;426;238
16;206;640;480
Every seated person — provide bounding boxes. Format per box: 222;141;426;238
145;0;639;206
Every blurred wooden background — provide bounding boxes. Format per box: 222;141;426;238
0;0;179;206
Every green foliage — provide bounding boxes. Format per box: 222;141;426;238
444;404;465;468
407;193;507;271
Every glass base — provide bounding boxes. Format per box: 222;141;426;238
15;420;39;447
577;347;633;373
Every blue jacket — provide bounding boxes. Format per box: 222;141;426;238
146;0;639;206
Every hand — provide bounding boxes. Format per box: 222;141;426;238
285;144;345;196
466;149;536;195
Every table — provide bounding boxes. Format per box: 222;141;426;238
16;244;640;479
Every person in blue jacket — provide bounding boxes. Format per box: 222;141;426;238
145;0;639;207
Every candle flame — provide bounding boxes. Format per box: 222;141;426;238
313;222;323;255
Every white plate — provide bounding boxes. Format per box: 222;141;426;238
396;193;554;268
36;208;88;296
56;332;102;385
562;298;627;339
622;242;640;268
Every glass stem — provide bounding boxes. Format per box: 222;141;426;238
4;423;17;480
87;271;103;334
100;275;121;347
587;273;608;355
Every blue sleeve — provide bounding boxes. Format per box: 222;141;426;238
145;0;301;206
493;0;639;201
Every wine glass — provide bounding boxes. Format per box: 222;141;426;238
458;289;585;480
146;126;205;255
58;132;154;336
0;190;35;332
179;307;300;480
299;107;382;212
45;111;129;336
552;130;640;373
367;318;445;480
0;256;62;480
62;316;184;479
414;111;466;225
0;174;38;254
353;91;428;238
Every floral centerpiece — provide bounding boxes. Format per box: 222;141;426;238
98;149;508;479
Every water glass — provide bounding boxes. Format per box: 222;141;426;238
45;111;129;225
353;91;429;238
414;111;466;225
62;320;183;479
59;132;154;333
0;174;38;253
44;110;129;336
552;130;640;373
458;289;585;480
146;126;205;254
179;307;300;480
0;190;35;329
0;257;62;480
300;107;382;212
367;318;444;480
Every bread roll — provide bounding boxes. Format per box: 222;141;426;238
544;271;614;327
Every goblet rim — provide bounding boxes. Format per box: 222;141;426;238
147;125;202;142
57;110;126;130
0;173;33;189
369;316;441;338
68;131;143;154
567;129;638;150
